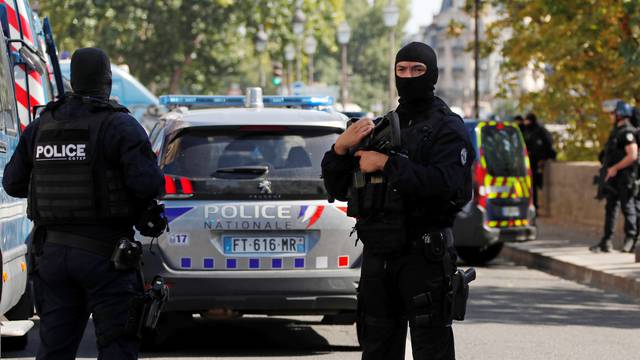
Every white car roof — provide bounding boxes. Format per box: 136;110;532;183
162;107;348;134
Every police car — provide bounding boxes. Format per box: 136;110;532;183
453;120;536;264
142;89;360;331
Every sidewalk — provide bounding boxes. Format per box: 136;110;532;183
500;219;640;301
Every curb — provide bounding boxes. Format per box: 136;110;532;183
501;244;640;301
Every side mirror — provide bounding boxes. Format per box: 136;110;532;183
7;39;46;74
0;5;9;39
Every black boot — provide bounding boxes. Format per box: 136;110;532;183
589;240;612;253
622;238;636;253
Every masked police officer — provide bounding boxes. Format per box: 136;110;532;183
591;101;638;253
322;42;474;360
2;48;164;359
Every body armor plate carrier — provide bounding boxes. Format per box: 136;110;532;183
28;99;136;225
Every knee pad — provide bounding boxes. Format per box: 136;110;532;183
410;292;434;327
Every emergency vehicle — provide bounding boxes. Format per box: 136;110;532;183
453;120;536;264
142;89;360;341
0;0;63;349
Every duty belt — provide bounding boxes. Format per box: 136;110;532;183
410;228;455;251
46;230;117;258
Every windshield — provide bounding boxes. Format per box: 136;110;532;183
481;126;527;177
161;126;340;200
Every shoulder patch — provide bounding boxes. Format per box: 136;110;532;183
460;148;468;165
626;132;635;143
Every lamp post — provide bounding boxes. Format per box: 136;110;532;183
292;4;306;83
337;21;351;110
255;25;268;88
473;0;480;119
303;35;318;85
284;43;296;95
383;1;399;110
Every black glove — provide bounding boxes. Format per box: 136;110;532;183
135;200;168;238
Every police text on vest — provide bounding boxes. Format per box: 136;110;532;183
36;143;87;161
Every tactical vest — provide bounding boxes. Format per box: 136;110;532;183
349;104;472;254
348;105;470;219
28;98;137;225
604;123;638;184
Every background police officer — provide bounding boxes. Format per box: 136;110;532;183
591;101;638;253
321;42;474;360
521;113;556;209
633;106;640;253
2;48;164;359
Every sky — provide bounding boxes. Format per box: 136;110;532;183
405;0;443;35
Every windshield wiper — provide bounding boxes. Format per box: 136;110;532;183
212;166;269;177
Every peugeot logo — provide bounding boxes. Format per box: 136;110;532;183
258;180;272;194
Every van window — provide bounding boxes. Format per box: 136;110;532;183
161;126;339;200
0;45;17;134
481;126;526;177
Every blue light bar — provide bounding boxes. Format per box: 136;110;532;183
159;95;245;107
159;94;334;109
264;96;334;107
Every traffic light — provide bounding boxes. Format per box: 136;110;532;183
272;62;283;87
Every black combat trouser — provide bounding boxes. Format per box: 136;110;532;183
635;195;640;241
532;170;543;209
356;238;455;360
33;242;142;360
602;181;637;242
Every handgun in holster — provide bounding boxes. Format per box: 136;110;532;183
448;267;476;321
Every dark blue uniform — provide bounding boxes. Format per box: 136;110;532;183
322;97;474;360
3;96;164;360
599;123;637;250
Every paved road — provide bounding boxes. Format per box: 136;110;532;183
4;258;640;359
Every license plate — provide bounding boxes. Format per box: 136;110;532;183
223;236;306;255
502;206;521;217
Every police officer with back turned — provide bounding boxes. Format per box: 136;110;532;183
322;42;474;360
2;48;164;359
591;101;638;253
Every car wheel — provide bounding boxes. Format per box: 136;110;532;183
321;312;356;325
455;243;504;265
2;333;29;350
2;285;35;351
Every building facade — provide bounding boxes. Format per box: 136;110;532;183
417;0;543;118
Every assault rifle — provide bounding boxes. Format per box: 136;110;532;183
349;111;404;189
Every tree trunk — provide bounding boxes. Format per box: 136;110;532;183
168;34;204;93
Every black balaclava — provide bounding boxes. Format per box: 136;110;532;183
395;42;438;117
70;48;112;100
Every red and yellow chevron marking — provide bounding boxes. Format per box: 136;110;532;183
487;219;529;228
482;175;531;199
476;121;532;201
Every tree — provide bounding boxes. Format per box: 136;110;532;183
477;0;640;160
314;0;410;112
39;0;344;95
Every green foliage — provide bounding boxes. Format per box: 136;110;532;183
40;0;344;94
476;0;640;160
40;0;408;112
314;0;410;112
